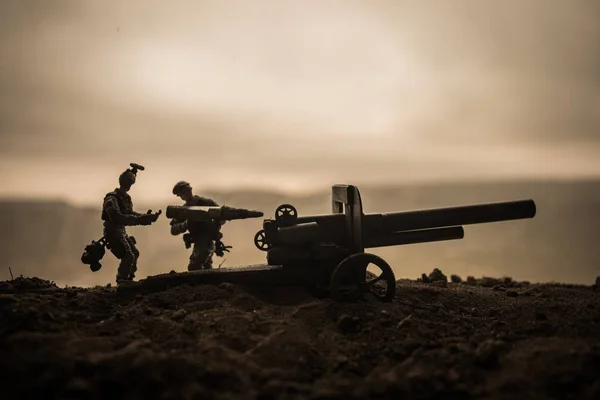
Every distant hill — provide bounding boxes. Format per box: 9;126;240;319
1;179;599;287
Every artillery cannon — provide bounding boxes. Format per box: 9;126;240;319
120;184;536;302
252;185;536;302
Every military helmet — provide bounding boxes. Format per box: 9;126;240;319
173;180;192;195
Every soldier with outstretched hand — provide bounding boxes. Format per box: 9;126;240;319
170;181;228;271
102;163;161;283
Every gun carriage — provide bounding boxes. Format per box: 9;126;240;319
119;184;536;302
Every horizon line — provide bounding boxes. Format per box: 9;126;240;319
1;176;598;208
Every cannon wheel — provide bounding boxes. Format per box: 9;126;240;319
254;230;270;251
275;204;297;224
329;253;396;302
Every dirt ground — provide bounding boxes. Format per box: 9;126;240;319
1;273;599;400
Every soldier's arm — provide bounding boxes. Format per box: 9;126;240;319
170;218;188;236
104;196;141;226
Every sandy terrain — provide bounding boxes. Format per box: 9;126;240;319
0;273;599;399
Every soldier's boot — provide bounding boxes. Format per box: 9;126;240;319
187;255;203;272
187;263;202;272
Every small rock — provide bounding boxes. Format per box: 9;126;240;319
505;290;519;297
420;273;430;283
479;277;503;287
428;268;447;283
380;310;390;317
595;276;600;288
135;294;143;300
466;276;477;286
106;283;112;288
219;282;235;291
172;309;187;321
493;285;506;291
431;280;447;288
337;314;361;333
450;274;462;283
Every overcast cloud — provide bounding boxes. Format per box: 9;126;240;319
1;0;599;204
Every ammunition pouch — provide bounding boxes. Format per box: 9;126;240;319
81;238;107;272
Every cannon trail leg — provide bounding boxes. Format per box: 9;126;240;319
329;253;396;302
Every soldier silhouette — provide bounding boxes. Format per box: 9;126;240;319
170;181;227;270
101;163;161;283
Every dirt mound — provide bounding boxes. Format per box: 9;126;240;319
1;274;599;399
0;276;58;293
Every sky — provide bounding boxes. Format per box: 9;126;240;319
1;0;599;205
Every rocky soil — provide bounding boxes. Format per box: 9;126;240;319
1;272;599;400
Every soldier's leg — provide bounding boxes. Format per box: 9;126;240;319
188;242;203;271
108;234;135;282
202;241;216;270
127;236;139;280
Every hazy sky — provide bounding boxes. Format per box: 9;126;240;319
1;0;599;205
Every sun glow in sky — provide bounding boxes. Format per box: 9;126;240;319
1;0;599;205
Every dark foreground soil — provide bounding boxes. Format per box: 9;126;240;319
0;274;599;400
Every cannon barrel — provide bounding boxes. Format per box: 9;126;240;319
166;205;264;221
365;226;465;248
276;222;321;245
363;199;536;234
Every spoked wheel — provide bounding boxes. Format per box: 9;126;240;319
254;230;270;251
275;204;297;224
329;253;396;302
